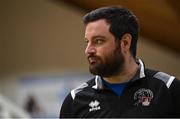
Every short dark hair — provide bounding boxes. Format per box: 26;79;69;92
83;6;139;58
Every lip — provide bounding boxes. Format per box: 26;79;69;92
88;57;97;65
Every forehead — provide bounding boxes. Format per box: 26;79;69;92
85;19;111;38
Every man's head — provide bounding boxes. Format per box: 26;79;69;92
83;6;139;58
83;6;139;77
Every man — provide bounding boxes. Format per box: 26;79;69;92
60;6;180;118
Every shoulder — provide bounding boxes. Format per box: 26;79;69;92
60;77;96;117
70;77;95;100
62;77;95;103
144;68;180;116
145;69;179;88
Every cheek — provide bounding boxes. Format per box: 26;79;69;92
96;47;114;61
96;42;118;60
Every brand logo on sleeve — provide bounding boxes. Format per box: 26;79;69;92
89;100;101;112
134;88;153;106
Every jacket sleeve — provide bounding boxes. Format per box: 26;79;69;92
59;93;74;118
169;78;180;117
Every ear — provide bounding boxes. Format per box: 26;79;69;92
120;33;132;52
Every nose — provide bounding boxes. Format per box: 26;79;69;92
85;43;96;55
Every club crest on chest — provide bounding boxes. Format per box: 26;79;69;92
134;88;153;106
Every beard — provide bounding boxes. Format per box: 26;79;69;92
88;45;125;77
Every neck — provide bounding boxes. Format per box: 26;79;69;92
104;57;139;84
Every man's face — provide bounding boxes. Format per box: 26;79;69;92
84;19;125;77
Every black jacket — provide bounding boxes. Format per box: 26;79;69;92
60;60;180;118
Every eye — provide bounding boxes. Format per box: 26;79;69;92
95;38;104;45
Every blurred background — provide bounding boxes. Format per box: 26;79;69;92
0;0;180;118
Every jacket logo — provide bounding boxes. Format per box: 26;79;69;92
134;88;153;106
89;100;101;112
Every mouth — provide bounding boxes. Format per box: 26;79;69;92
88;57;98;65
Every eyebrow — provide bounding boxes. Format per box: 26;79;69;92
85;35;106;40
92;36;106;39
